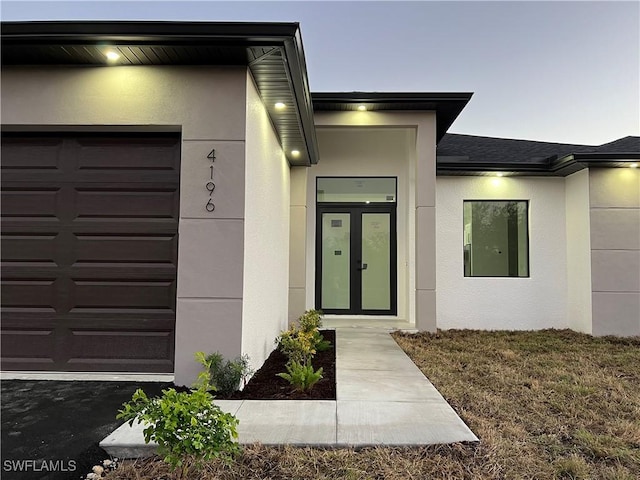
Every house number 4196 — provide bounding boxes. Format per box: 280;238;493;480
205;149;216;212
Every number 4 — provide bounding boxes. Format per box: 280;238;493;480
207;149;216;161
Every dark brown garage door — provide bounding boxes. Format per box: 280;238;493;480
1;133;180;372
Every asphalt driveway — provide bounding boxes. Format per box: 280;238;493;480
1;380;171;480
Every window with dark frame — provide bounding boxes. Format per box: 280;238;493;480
463;200;529;277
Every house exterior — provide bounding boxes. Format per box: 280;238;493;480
1;21;638;385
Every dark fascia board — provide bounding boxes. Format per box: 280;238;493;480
282;29;319;165
1;21;318;165
0;20;302;45
312;92;473;143
438;152;640;176
560;152;640;162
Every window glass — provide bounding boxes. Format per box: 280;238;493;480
463;201;529;277
317;177;396;203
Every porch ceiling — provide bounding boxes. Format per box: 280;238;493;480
0;21;319;166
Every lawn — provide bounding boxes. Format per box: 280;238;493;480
104;329;639;479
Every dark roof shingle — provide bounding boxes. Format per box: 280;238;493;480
437;134;639;164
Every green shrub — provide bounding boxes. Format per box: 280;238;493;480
117;388;240;471
277;309;331;364
313;330;332;352
298;309;323;333
193;352;253;397
275;310;330;392
276;328;317;366
300;309;332;352
276;361;324;392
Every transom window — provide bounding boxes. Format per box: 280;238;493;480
317;177;396;203
463;200;529;277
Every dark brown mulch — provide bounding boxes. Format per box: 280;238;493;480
227;329;336;400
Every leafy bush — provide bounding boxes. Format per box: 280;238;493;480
117;388;240;471
277;328;317;365
312;330;332;352
298;309;323;333
193;352;253;397
275;310;330;393
276;361;324;392
298;309;332;352
277;309;331;363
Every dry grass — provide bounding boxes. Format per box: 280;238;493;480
105;329;640;479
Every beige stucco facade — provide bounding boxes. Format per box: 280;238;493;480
2;61;638;381
1;65;291;384
294;111;437;329
589;168;640;336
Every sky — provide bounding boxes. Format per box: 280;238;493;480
2;0;639;145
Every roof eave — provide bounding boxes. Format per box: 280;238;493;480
311;92;473;143
1;20;318;166
438;152;640;176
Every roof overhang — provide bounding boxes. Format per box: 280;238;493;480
0;21;319;166
437;152;640;176
312;92;473;143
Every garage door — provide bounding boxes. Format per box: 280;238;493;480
1;133;180;372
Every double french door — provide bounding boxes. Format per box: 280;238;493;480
316;205;396;315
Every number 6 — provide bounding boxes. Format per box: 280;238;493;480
206;198;215;212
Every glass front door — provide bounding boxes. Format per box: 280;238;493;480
316;206;396;315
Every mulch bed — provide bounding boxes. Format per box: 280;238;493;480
226;329;336;400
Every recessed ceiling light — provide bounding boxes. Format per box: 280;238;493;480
357;105;367;111
291;150;301;157
275;102;286;110
105;51;120;61
630;163;638;168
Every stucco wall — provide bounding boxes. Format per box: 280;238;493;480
1;66;249;384
306;125;415;322
436;176;568;330
566;169;593;333
289;166;308;324
589;168;640;336
310;111;436;328
241;73;290;372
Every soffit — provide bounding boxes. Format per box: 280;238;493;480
0;21;318;166
312;92;473;143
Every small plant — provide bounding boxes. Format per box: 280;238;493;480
276;361;324;392
276;328;317;365
117;388;240;473
298;309;323;333
193;352;253;397
275;310;330;393
298;309;332;352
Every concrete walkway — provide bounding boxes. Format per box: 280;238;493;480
100;328;478;457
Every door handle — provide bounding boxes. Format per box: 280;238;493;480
357;263;368;271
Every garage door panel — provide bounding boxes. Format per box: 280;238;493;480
0;329;57;364
69;329;173;358
1;233;58;263
74;234;177;263
1;188;61;217
70;280;176;310
1;132;180;372
77;142;179;172
0;136;64;170
75;189;179;219
66;219;178;236
1;279;58;310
